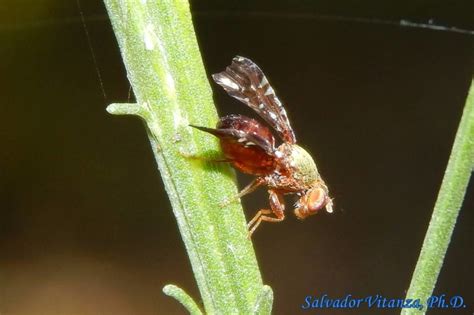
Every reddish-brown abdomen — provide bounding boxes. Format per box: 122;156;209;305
218;115;276;175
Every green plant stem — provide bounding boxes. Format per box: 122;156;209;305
103;0;272;314
402;79;474;315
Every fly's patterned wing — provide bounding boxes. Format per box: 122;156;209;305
212;56;297;144
190;115;275;155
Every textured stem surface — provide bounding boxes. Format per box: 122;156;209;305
402;80;474;315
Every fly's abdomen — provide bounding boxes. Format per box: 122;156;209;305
217;114;276;175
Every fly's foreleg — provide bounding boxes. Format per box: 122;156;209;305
247;190;285;238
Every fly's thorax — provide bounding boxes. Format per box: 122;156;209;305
275;143;320;189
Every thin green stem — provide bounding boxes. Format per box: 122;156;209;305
103;0;273;314
402;79;474;315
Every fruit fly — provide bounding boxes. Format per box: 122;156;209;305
192;56;333;237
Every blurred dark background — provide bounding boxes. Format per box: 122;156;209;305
1;1;473;314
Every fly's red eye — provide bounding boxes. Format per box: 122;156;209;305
308;187;327;213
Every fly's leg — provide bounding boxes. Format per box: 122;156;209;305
247;190;285;238
220;177;265;207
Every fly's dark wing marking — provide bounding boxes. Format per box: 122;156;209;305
212;56;297;144
190;124;274;155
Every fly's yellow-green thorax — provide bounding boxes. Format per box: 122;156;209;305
283;144;320;187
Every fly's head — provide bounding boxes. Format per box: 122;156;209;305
294;182;333;220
